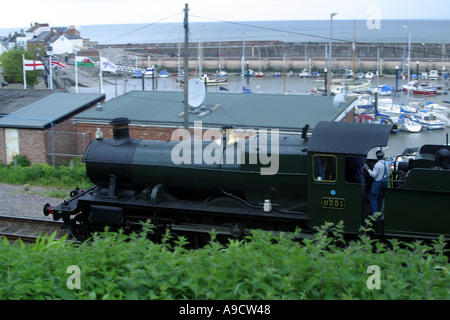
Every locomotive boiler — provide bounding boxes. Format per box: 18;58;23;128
44;118;450;242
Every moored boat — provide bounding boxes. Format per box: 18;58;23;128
370;85;392;96
201;73;227;86
398;114;422;133
414;111;446;130
144;67;156;78
159;69;169;78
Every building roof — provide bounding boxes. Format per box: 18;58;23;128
73;90;347;132
0;90;54;115
0;92;105;129
28;31;51;42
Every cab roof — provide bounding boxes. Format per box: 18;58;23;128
308;121;393;156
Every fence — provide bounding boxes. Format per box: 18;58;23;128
45;131;92;165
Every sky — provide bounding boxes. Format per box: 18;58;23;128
1;0;448;29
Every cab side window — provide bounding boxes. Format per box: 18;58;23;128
313;155;337;182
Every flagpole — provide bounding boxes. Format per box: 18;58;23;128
49;53;53;90
74;52;79;93
22;54;27;89
99;53;104;93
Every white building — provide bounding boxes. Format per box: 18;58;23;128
25;23;50;42
48;34;73;54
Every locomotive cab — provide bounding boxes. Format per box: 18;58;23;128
306;121;393;235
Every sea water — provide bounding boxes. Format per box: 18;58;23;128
3;19;449;45
77;19;450;44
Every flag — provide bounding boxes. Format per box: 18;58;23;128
100;56;117;73
76;56;95;67
51;57;66;69
23;59;44;71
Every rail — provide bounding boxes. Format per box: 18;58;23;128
0;215;72;243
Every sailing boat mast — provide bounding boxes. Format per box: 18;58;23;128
352;20;356;85
183;3;189;130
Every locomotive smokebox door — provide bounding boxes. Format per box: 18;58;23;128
307;121;392;234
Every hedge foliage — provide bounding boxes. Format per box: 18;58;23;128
0;220;449;300
0;158;92;190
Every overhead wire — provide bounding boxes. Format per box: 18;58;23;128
102;11;183;44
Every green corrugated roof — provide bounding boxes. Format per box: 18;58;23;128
0;92;105;129
74;91;346;131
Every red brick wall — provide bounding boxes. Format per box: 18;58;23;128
18;129;47;164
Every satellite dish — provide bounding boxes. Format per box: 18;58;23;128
333;93;347;109
188;78;206;108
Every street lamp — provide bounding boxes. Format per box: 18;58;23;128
402;26;411;82
327;12;338;96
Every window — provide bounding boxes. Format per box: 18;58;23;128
313;155;337;182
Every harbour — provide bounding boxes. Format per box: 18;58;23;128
66;66;449;157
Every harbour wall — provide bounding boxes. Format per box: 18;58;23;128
99;41;450;73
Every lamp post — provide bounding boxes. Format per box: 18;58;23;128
416;61;420;79
327;12;338;96
402;26;411;82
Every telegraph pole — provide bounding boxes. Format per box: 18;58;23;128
183;3;189;131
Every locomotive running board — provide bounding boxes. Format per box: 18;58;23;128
170;223;315;240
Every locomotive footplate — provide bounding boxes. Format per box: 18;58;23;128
44;184;309;240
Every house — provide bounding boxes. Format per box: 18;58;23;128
0;92;105;165
25;23;50;42
27;31;52;56
7;31;27;50
48;34;73;54
66;34;84;51
0;40;8;56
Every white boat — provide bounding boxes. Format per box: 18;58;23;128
317;80;372;94
377;98;402;117
216;71;228;78
299;69;310;77
365;72;375;79
144;67;156;78
414;111;446;130
428;70;439;80
355;73;365;79
254;71;264;77
159;69;169;78
435;109;450;127
398;114;422;133
201;74;227;86
423;103;448;112
370;85;392;96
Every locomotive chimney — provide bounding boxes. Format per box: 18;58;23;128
110;117;131;140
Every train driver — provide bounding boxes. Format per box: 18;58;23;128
364;150;389;214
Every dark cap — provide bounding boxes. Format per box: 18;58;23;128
110;117;130;126
376;150;385;159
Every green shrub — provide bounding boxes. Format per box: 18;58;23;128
0;159;92;189
0;222;448;300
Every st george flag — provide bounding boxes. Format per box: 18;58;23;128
23;59;45;71
76;56;95;67
100;56;118;73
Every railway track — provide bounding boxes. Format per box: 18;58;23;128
0;215;70;243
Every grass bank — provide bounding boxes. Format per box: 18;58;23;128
0;157;92;190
